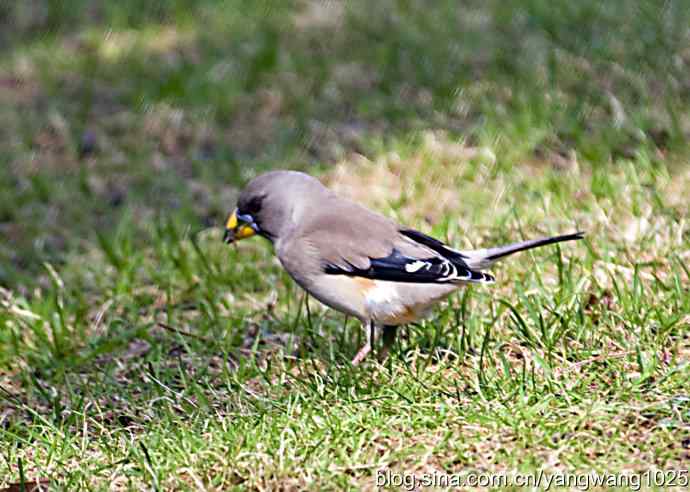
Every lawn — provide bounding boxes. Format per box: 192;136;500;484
1;0;689;490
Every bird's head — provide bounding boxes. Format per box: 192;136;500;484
223;170;326;244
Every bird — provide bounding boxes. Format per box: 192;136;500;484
223;170;583;365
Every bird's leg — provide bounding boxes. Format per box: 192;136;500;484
352;320;375;365
378;325;398;362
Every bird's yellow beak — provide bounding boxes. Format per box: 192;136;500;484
223;209;258;244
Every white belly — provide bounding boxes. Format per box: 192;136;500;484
289;272;461;326
364;280;459;325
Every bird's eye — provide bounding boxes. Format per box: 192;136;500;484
244;195;264;215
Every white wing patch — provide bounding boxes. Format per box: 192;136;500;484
437;260;494;284
405;260;429;273
402;257;494;284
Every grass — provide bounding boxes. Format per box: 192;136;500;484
1;0;689;489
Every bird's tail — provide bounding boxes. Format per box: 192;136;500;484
460;231;584;270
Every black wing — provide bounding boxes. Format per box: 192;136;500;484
324;248;494;284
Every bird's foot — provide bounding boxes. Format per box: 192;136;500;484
376;345;392;363
377;325;398;363
351;343;371;365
